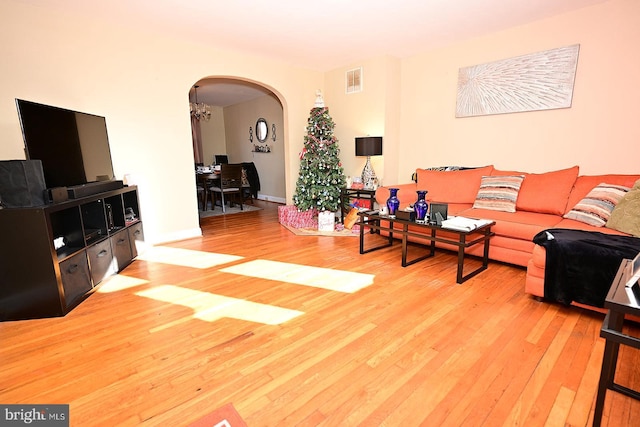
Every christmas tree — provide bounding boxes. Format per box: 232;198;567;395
293;92;346;212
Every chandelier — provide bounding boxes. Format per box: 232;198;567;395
190;85;211;121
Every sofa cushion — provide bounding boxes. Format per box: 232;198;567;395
566;174;640;212
563;183;630;226
472;175;524;212
416;165;494;204
460;207;562;241
531;243;547;268
553;218;632;235
492;166;579;215
607;179;640;237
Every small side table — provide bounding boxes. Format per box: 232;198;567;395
593;259;640;426
340;188;376;223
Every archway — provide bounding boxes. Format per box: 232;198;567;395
189;77;287;205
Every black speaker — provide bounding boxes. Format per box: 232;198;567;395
48;187;69;203
0;160;47;208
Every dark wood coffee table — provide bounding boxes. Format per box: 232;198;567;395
358;212;495;283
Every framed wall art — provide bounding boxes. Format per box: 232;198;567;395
456;44;580;118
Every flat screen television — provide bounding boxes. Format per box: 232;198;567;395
16;99;116;190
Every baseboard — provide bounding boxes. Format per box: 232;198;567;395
151;227;203;245
257;194;286;204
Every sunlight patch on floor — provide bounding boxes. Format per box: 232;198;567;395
97;274;149;293
220;259;375;293
136;246;243;269
136;284;303;325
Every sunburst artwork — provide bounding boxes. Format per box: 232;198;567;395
456;44;580;117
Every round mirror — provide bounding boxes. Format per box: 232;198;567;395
256;118;268;143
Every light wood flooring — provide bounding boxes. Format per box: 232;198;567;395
1;200;639;426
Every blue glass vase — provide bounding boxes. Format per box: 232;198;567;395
386;188;400;218
414;190;429;223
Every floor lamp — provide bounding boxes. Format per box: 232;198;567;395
355;136;383;190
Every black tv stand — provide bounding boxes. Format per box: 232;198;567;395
67;180;124;199
0;185;143;321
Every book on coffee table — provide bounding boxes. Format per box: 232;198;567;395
441;216;493;232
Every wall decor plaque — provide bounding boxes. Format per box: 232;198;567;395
456;44;580;117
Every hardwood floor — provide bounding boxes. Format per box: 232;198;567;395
2;200;639;426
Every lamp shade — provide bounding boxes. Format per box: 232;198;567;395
355;136;383;156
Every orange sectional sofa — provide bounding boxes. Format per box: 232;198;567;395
375;165;640;308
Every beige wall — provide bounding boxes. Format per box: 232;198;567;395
321;0;639;187
0;0;321;244
199;106;226;166
324;56;401;187
1;0;637;244
223;95;285;202
396;0;640;181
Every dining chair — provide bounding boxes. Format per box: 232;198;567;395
208;163;244;213
196;173;216;210
196;179;206;210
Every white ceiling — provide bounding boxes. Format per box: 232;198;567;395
21;0;608;105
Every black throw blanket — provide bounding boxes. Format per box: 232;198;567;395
533;228;640;307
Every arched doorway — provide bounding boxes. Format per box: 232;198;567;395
189;77;286;205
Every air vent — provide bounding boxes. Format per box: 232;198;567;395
346;67;362;94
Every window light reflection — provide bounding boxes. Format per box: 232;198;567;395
97;274;149;293
220;260;374;293
137;285;303;325
136;246;243;269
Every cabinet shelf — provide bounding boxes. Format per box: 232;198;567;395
0;185;144;321
56;245;85;261
339;188;376;223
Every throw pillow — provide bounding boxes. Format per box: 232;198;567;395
472;175;524;212
412;166;464;182
566;174;640;211
563;183;631;227
606;179;640;237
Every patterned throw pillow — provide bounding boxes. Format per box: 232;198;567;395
411;165;465;182
473;175;525;212
606;179;640;236
564;183;630;227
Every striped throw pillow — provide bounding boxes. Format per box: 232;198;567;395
564;183;631;227
473;175;524;212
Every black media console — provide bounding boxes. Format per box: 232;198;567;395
0;185;143;321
